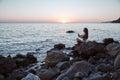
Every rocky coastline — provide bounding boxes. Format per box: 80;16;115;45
0;38;120;80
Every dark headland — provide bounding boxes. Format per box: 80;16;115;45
104;17;120;23
0;38;120;80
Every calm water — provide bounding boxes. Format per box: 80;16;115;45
0;23;120;61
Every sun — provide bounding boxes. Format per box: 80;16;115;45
60;19;69;23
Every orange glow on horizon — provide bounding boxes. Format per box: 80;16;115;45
59;19;69;23
0;16;117;23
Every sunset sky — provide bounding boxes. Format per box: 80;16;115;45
0;0;120;22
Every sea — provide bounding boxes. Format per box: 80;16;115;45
0;23;120;61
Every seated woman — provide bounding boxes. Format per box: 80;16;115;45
77;28;88;43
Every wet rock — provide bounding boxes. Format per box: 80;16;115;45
114;55;120;69
35;48;41;51
0;56;16;74
21;73;40;80
8;69;28;80
26;53;37;64
13;53;37;67
106;43;120;57
54;43;65;50
73;41;106;58
38;68;60;80
96;63;113;73
56;61;91;80
103;38;114;46
66;30;75;33
56;61;70;71
45;50;69;67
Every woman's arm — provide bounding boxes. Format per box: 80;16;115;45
78;33;83;38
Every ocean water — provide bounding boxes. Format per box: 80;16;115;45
0;23;120;61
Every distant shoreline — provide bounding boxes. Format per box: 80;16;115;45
0;21;101;23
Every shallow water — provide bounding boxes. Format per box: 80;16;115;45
0;23;120;61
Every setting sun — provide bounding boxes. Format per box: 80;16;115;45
60;19;69;23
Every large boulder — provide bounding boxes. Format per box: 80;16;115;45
21;73;40;80
66;30;75;33
73;41;106;58
38;68;60;80
54;43;65;50
106;43;120;57
114;55;120;69
45;50;69;67
103;38;114;46
56;61;91;80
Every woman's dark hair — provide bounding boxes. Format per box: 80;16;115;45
83;28;88;34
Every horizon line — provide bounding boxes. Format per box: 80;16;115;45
0;21;102;23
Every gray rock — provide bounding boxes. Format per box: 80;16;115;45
56;61;70;71
45;50;69;67
54;43;65;50
66;30;75;33
103;38;114;46
73;41;106;58
114;55;120;69
56;61;91;80
106;43;120;57
38;68;60;80
21;73;40;80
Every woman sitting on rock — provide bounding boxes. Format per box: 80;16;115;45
77;28;89;43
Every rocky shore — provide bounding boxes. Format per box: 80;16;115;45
0;38;120;80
